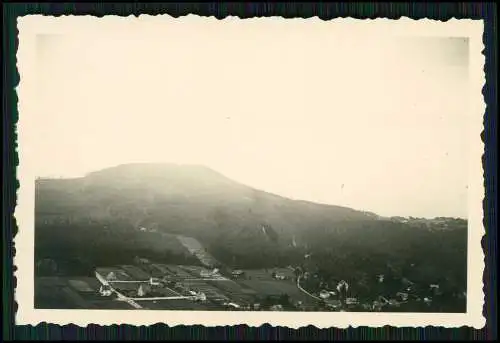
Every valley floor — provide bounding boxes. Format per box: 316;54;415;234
34;257;466;312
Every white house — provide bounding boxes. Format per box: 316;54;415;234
372;300;384;311
226;302;240;309
273;273;286;280
99;285;112;297
137;284;150;297
195;292;207;301
319;290;331;299
149;277;161;286
232;270;244;277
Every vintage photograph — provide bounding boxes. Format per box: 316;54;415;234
15;16;485;328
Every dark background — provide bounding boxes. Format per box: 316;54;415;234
3;2;497;341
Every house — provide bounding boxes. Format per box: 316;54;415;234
326;299;342;309
149;277;161;286
377;275;385;283
319;290;331;299
273;272;286;280
337;280;349;293
195;292;207;301
199;268;222;278
134;257;150;264
137;284;151;297
429;284;442;295
253;303;261;310
231;270;244;278
106;272;117;281
423;297;433;305
99;285;112;297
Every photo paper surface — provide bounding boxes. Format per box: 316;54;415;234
15;15;485;328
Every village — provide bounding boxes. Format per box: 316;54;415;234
36;230;460;313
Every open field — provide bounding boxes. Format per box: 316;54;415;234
161;265;196;279
181;280;230;301
95;267;132;281
150;264;175;276
36;264;317;310
137;263;168;278
239;269;290;282
207;279;256;295
135;299;218;310
35;277;136;309
119;265;151;280
239;279;298;296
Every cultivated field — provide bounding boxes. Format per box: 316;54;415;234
35;277;134;309
119;265;151;280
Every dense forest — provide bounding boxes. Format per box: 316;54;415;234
35;219;200;276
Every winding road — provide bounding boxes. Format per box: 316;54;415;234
296;275;323;301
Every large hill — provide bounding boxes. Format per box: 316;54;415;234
35;163;376;266
35;163;467;309
36;163;374;233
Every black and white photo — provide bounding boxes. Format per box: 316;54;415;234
15;16;485;328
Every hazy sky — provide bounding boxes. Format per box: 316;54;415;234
33;21;471;218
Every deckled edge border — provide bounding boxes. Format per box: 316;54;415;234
5;3;495;340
